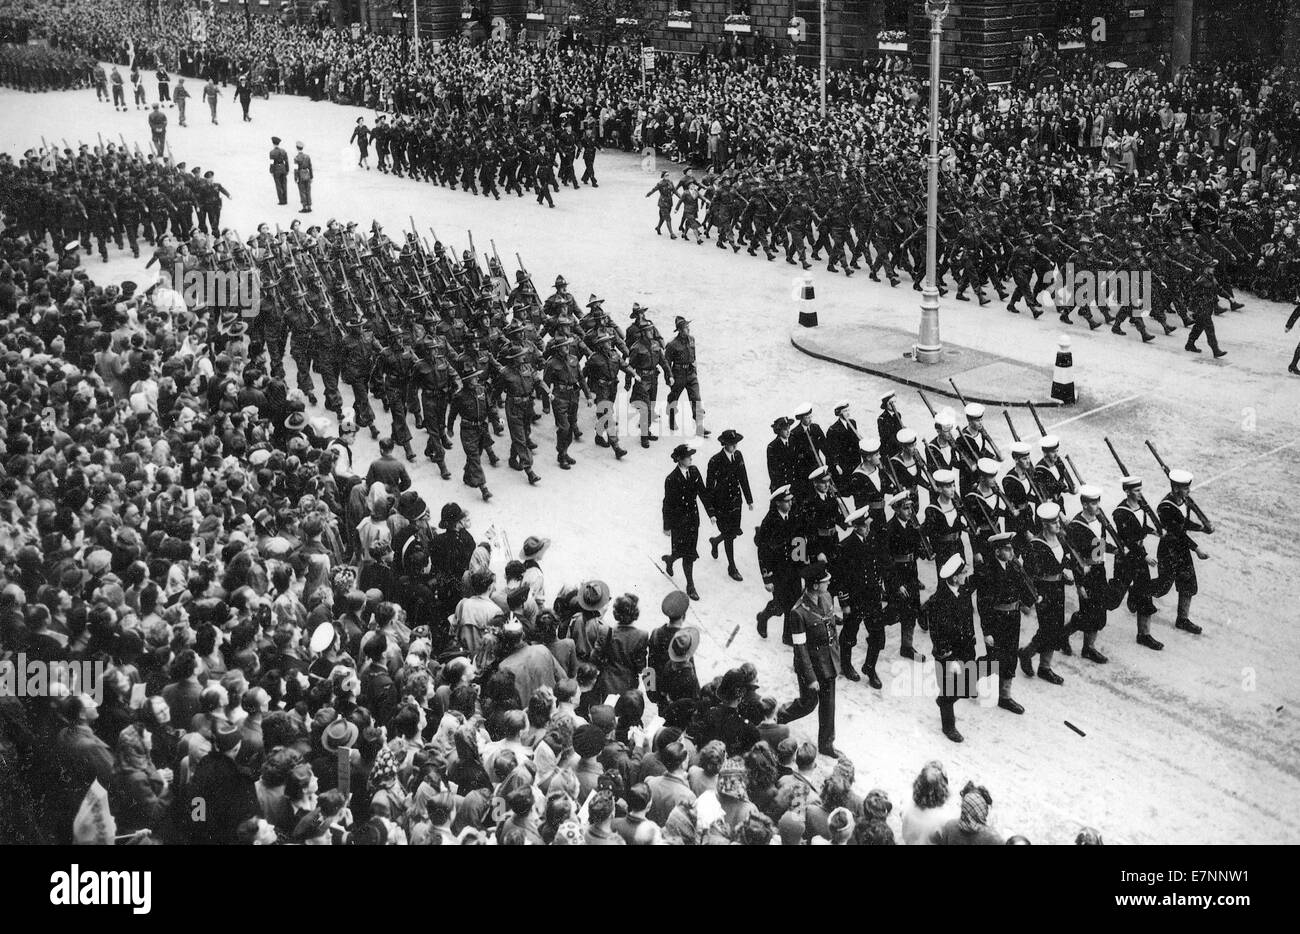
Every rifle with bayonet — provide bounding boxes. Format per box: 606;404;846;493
1145;441;1214;534
1103;437;1164;535
1026;400;1076;494
1064;455;1126;557
949;379;1002;461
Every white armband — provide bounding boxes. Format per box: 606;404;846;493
791;632;807;646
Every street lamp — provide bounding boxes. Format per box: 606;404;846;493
819;0;827;118
914;0;948;366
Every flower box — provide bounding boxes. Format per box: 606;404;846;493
724;23;752;33
667;20;692;30
879;41;908;51
526;12;545;21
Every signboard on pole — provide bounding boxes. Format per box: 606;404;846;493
641;46;655;72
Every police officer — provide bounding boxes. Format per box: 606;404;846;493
776;561;844;758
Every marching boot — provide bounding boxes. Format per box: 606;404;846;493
594;433;610;448
755;610;769;639
724;539;741;580
1100;306;1115;325
1135;319;1155;343
976;290;989;306
1019;646;1035;678
1037;650;1064;684
487;451;500;468
526;469;540;486
996;679;1024;715
480;485;493;502
840;643;860;681
1136;615;1163;650
709;536;720;560
613;443;628;460
940;702;963;743
641;436;651;449
955;291;969;302
1175;618;1202;634
438;463;452;480
662;554;675;576
557;454;571;470
403;443;417;462
683;561;699;601
369;425;380;439
1081;631;1108;664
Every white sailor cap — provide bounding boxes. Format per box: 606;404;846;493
1036;502;1061;521
964;403;985;419
771;484;794;501
990;531;1016;546
1121;476;1143;491
940;554;966;580
888;491;913;508
880;390;896;405
896;428;916;445
934;411;956;430
309;622;336;654
846;505;871;526
977;457;1000;477
1010;441;1031;457
1168;469;1193;486
809;465;831;482
932;468;957;485
794;402;813;417
1039;434;1060;451
1079;484;1103;501
834;400;851;414
859;437;881;455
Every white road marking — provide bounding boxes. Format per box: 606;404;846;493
1045;392;1145;431
1193;440;1300;491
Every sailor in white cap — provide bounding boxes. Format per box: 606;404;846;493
833;505;880;683
883;490;925;663
1065;485;1112;663
966;457;1007;560
1155;468;1209;636
889;427;926;505
1002;441;1040;543
804;465;843;562
844;436;890;521
1019;502;1069;683
755;484;801;642
928;552;977;743
923;468;967;571
1034;434;1074;507
790;403;826;499
926;409;960;476
975;530;1036;715
877;391;904;461
826;400;862;481
957;402;997;490
1111;476;1165;650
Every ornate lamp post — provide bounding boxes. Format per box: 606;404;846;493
915;0;948;366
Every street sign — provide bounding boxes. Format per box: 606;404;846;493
642;46;655;72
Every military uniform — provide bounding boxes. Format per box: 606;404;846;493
496;353;542;483
451;375;498;499
777;580;841;755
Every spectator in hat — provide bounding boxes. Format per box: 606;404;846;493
184;721;259;844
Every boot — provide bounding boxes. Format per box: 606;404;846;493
613;444;628;460
480;485;492;502
526;469;540;486
709;536;720;560
997;681;1024;715
403;443;417;462
755;610;768;639
728;567;743;582
1037;666;1064;685
840;645;860;682
661;554;675;576
1175;618;1202;634
1019;646;1035;678
940;703;963;743
438;463;452;481
557;454;571;470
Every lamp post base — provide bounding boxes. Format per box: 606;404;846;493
915;285;942;364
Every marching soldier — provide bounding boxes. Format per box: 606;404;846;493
647;171;676;239
843;437;893;524
1033;435;1073;509
802;466;844;563
965;459;1007;562
378;344;419;462
884;492;926;664
665;317;707;437
1155;468;1210;636
582;332;632;459
451;366;499;502
1019;502;1070;684
755;484;805;642
341;322;381;442
776;561;844;758
923;468;967;572
413;337;457;479
542;338;587;469
543;274;579;319
926;554;979;743
496;344;542;486
1065;485;1115;663
955;403;996;493
705;428;753;582
627;306;670;448
833;506;888;685
662;444;715;601
877;391;905;463
890;428;928;508
1001;441;1041;547
974;531;1036;715
1112;476;1165;651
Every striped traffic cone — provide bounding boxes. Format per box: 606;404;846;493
1051;335;1075;404
798;274;818;328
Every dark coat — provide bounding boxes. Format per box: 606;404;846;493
706;449;753;535
662;465;712;559
766;435;797;491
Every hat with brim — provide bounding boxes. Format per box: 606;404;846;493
284;411;308;431
630;303;649;317
521;536;550;559
888;491;913;508
846;506;871;526
671;444;696;462
1168;469;1193;486
802;561;831;585
321;718;359;752
577;579;611;612
310;622;336;654
772;416;794;431
939;554;966;580
990;531;1016;547
770;484;793;502
717;429;743;446
668;627;701;663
